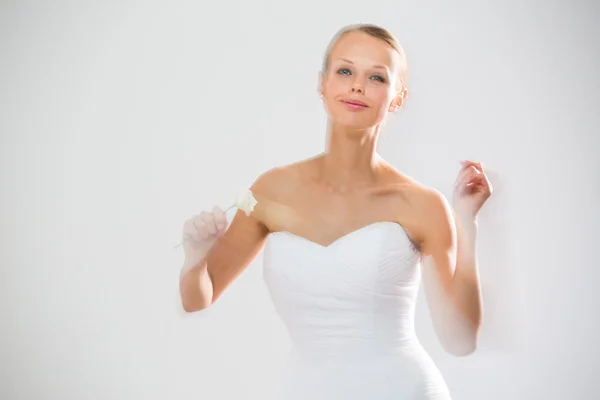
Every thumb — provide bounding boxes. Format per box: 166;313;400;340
213;205;228;228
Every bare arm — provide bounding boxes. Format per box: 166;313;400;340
419;189;483;356
179;172;272;312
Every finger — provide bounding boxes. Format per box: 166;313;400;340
212;206;227;230
192;212;209;239
460;160;484;173
181;232;194;244
457;167;480;192
467;174;484;188
459;171;474;190
200;212;217;236
472;173;492;191
467;167;484;185
460;160;480;173
454;173;467;190
454;166;470;187
183;218;200;238
192;221;201;234
454;165;477;188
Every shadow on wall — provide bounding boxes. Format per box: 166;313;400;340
473;169;527;355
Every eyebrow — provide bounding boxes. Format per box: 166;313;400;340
338;58;388;71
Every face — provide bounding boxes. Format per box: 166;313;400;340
319;31;407;130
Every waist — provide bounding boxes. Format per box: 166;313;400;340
288;335;421;365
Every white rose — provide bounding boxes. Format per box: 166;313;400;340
232;188;258;216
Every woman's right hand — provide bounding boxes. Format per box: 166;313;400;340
181;206;229;267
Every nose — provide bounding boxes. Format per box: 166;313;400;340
349;77;365;94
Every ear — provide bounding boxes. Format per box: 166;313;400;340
317;70;324;98
388;88;408;112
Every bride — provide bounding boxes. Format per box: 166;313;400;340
178;23;492;399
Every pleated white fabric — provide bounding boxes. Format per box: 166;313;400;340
263;221;452;400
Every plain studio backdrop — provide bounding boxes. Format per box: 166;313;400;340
1;1;599;399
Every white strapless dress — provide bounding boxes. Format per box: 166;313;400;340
263;221;452;400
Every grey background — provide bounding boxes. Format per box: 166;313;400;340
1;1;598;399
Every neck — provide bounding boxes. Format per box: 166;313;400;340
317;122;383;191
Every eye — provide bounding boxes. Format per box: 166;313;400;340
336;68;386;83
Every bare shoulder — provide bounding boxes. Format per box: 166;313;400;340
373;161;427;200
245;157;316;231
248;158;309;199
400;181;455;256
380;163;454;250
381;162;448;209
405;180;449;213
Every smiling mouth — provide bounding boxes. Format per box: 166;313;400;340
343;100;368;107
342;100;368;110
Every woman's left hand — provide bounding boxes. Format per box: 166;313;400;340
451;160;493;221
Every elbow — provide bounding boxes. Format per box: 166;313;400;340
442;328;480;357
181;299;210;313
179;286;212;313
444;339;477;357
438;325;480;357
180;296;197;313
181;301;200;313
179;273;212;313
180;289;212;313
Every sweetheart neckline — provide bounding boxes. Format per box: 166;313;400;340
269;221;415;250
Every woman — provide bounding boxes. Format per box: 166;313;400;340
179;23;492;399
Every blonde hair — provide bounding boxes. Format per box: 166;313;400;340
321;23;408;90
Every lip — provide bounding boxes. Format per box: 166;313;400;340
341;99;369;110
342;99;368;107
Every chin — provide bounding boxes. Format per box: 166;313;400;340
327;105;386;130
331;115;382;130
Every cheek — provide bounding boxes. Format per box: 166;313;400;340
370;88;394;108
323;77;343;94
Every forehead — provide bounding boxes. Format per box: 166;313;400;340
329;30;399;71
